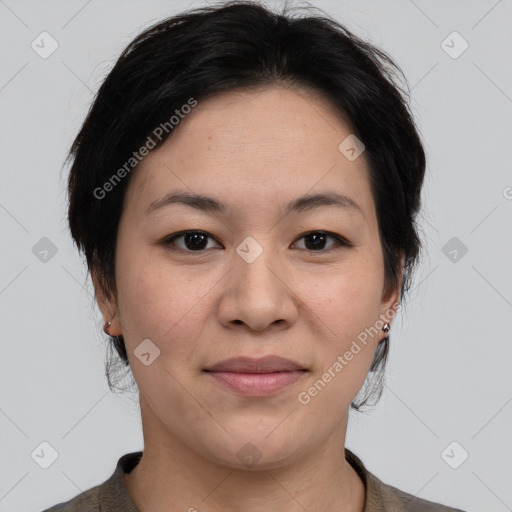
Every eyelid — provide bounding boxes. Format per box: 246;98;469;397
161;230;352;253
161;230;222;251
291;231;353;252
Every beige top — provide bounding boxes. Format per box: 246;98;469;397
42;449;466;511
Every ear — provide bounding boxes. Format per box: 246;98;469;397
379;251;404;333
91;267;122;336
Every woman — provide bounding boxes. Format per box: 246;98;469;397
43;1;466;510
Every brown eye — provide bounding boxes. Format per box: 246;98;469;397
293;231;351;252
163;231;221;252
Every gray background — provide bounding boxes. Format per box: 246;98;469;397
0;1;511;511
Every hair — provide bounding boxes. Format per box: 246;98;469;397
66;0;426;411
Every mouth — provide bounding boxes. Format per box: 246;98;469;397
203;355;308;397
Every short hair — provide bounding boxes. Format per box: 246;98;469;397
66;0;426;410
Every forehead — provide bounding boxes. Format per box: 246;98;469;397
124;86;375;223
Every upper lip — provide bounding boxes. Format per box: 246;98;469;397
204;356;306;373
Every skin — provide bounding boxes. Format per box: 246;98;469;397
94;85;402;512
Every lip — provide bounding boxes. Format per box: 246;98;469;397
204;356;308;397
204;355;305;373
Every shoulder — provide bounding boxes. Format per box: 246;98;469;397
40;451;142;512
345;448;468;512
41;484;102;511
373;475;467;511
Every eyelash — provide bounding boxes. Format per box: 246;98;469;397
161;230;352;254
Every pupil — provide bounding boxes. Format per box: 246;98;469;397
306;233;326;250
186;232;207;250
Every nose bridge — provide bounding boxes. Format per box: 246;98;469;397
233;236;284;298
219;235;296;330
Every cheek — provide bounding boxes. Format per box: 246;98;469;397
304;262;383;343
114;247;220;355
298;273;383;406
297;260;385;400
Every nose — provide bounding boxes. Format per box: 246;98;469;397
217;246;299;332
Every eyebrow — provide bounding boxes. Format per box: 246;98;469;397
146;190;365;218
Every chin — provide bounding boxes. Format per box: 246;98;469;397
198;428;309;471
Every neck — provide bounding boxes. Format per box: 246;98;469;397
124;396;366;512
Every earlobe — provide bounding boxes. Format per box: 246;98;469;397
103;316;122;337
103;320;112;335
379;252;404;331
381;281;401;330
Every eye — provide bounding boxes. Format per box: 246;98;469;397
292;231;352;252
161;230;352;253
161;230;222;252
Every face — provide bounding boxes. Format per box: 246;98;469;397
95;86;400;470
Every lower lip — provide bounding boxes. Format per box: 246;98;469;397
205;370;306;396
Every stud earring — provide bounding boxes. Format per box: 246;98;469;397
103;320;112;334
